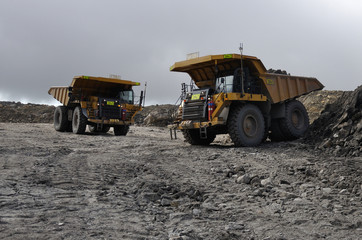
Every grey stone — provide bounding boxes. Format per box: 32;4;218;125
322;188;332;194
192;208;201;216
293;198;312;205
250;176;261;187
261;177;272;186
339;189;349;195
161;198;171;206
236;174;251;184
299;183;315;190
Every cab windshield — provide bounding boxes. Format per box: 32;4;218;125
119;90;134;104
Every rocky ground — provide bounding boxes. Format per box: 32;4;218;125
0;88;361;239
305;86;362;157
0;123;361;240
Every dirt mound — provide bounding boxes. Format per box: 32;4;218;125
0;101;178;127
298;90;344;123
0;101;54;123
134;104;178;127
304;86;362;157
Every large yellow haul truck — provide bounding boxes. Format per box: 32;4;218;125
169;54;324;146
48;75;143;136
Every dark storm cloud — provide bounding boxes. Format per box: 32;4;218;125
0;0;361;105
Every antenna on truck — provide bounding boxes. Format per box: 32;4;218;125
239;43;245;97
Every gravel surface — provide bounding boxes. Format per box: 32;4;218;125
0;123;361;239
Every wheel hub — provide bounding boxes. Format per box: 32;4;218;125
243;114;258;137
292;110;303;129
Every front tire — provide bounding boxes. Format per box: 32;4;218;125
72;106;87;134
182;129;216;146
227;104;265;147
114;125;129;136
54;106;68;132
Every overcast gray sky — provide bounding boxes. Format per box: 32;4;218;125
1;0;361;105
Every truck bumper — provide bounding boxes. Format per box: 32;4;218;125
88;119;133;126
168;118;226;130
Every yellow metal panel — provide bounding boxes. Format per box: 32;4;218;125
72;76;140;87
212;93;228;118
170;54;266;88
224;92;267;102
261;74;324;103
48;87;69;105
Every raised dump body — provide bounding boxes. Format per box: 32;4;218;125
48;75;143;136
169;54;324;146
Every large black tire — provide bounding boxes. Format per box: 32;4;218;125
182;129;216;146
279;100;309;140
227;104;265;147
101;126;111;133
269;119;287;141
114;125;129;136
54;106;68;132
72;106;87;134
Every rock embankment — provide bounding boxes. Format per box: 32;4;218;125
305;85;362;157
0;102;54;123
298;90;344;123
134;104;178;127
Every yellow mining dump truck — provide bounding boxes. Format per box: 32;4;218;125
169;54;324;146
48;75;143;136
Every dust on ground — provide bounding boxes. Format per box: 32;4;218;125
0;123;361;239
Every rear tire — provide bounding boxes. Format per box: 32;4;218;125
114;125;129;136
227;104;265;147
182;129;216;145
269;119;287;141
72;106;87;134
279;100;309;140
54;106;68;132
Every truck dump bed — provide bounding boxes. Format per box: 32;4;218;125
48;87;69;105
260;73;324;103
48;76;140;105
170;54;324;103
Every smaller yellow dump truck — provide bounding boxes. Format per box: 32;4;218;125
48;75;143;136
169;54;324;146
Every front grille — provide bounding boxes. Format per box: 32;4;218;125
99;98;121;119
182;101;207;120
100;105;121;119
